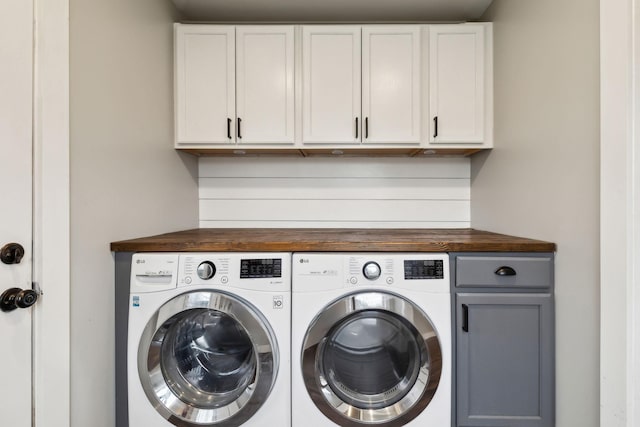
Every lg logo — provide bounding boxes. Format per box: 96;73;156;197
299;258;309;264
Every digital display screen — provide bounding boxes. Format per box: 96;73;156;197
240;258;282;279
404;260;444;280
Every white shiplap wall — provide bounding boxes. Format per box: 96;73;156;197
199;157;470;228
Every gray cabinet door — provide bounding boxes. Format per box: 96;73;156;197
456;293;554;427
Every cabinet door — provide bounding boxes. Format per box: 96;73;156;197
175;25;235;145
302;26;361;144
429;25;485;144
456;293;554;427
236;26;295;144
362;26;421;144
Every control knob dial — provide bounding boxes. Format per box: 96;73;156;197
362;261;382;280
197;261;216;280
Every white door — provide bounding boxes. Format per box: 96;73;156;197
236;26;295;144
362;26;421;144
0;0;35;425
175;24;236;146
302;25;362;144
429;25;485;144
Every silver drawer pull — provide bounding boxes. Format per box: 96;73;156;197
495;266;516;276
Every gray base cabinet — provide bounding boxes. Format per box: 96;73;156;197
451;253;555;427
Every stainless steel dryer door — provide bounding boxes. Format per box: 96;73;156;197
301;291;442;426
138;290;278;427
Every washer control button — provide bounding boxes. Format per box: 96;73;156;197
349;277;358;285
220;276;229;284
196;261;216;280
386;277;394;285
184;276;192;285
363;262;382;280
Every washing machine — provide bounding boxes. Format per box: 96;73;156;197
292;253;451;427
128;252;291;427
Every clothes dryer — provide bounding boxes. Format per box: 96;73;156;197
128;253;291;427
292;253;451;427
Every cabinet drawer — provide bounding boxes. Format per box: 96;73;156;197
455;256;553;288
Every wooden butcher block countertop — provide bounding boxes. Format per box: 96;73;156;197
110;228;556;253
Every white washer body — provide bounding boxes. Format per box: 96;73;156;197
292;253;451;427
128;253;291;427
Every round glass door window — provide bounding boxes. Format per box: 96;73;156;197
160;308;256;408
302;292;442;426
319;310;422;409
138;291;278;427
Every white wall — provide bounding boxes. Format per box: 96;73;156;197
199;157;471;228
472;1;600;426
69;0;199;425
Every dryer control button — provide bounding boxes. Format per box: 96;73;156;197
197;261;216;280
349;277;358;285
363;262;382;280
184;276;192;285
386;277;394;285
220;276;229;284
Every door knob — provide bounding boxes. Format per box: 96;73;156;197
0;288;38;312
1;243;25;264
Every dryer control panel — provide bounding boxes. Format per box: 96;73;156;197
403;259;445;280
293;253;449;293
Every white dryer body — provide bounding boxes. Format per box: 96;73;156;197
291;253;451;427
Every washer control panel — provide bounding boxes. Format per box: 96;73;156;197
240;258;282;278
130;254;179;293
177;253;291;291
196;261;216;280
362;261;382;280
181;256;230;286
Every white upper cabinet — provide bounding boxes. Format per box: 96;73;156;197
362;26;421;144
174;24;295;147
302;25;421;145
236;26;295;144
175;25;235;145
302;26;361;144
428;24;491;145
175;23;492;154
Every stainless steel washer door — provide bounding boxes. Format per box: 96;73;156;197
138;290;278;426
301;291;442;426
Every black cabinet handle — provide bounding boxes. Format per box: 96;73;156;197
227;118;232;139
495;266;517;276
365;117;369;139
355;117;359;139
237;118;242;139
462;304;469;332
433;116;438;138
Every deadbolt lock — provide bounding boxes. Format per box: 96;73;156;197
1;243;25;265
